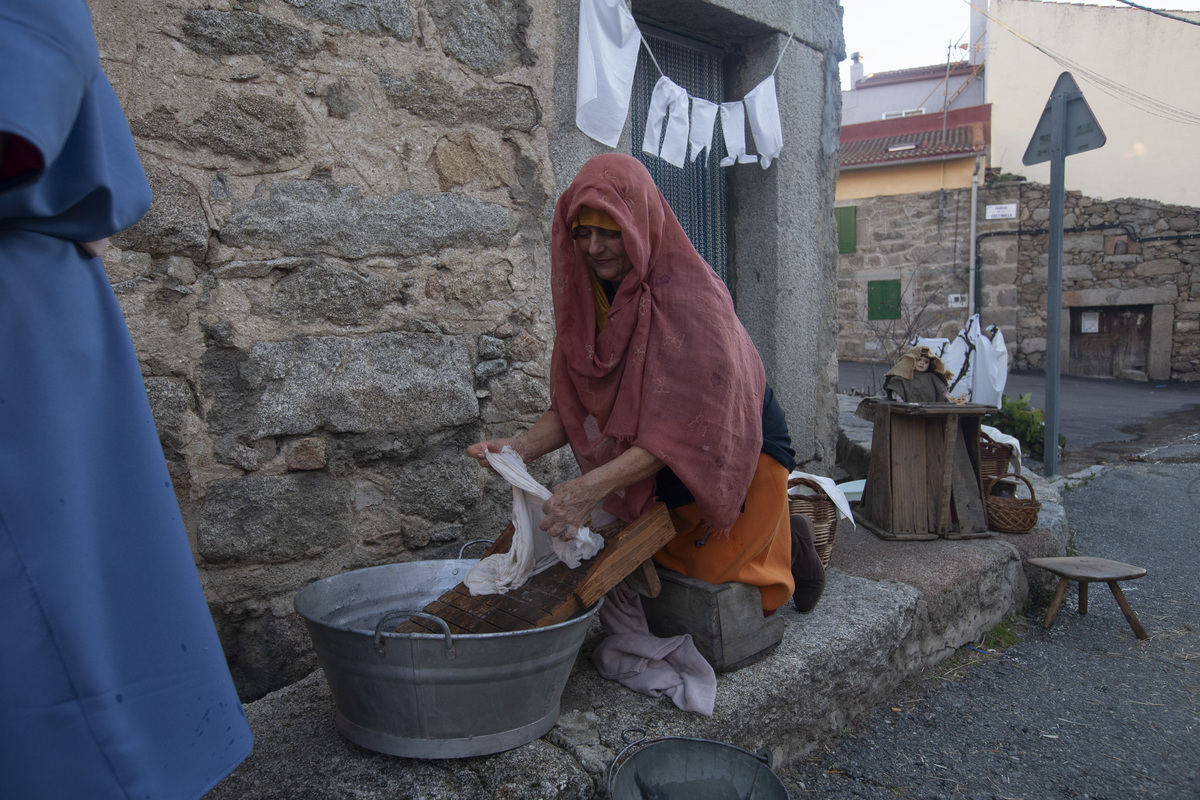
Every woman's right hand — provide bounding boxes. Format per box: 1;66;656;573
466;438;520;473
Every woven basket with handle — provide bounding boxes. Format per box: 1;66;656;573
787;475;837;568
979;430;1014;484
983;472;1041;534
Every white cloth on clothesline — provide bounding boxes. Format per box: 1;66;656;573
575;0;641;147
688;97;719;163
744;74;783;169
719;102;758;167
641;76;690;167
463;447;604;596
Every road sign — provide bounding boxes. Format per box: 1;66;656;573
1022;72;1106;166
1019;72;1107;477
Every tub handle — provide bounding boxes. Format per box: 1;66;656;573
458;539;493;558
373;611;456;660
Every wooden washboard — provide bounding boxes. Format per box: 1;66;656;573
395;502;676;634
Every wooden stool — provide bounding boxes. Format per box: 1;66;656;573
1027;556;1148;639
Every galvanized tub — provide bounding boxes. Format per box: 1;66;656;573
294;559;602;759
607;731;789;800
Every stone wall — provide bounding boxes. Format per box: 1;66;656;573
837;179;1199;382
88;0;844;700
834;182;1019;366
1012;184;1198;380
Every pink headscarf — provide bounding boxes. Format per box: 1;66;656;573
548;153;765;531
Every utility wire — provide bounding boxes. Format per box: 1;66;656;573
967;0;1200;125
1111;0;1200;27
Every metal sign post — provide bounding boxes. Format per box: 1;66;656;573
1022;72;1105;477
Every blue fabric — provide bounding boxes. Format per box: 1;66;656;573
0;1;253;797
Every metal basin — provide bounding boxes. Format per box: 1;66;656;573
608;734;789;800
294;559;601;759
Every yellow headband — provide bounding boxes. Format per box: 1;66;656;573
573;206;621;232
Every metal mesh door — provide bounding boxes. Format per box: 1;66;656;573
631;28;728;283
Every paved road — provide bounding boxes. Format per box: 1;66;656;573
782;461;1200;799
838;361;1200;471
779;418;1200;800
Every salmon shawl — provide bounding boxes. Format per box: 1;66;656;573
548;153;765;530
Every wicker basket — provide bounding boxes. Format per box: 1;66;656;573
983;472;1041;534
787;476;838;568
979;431;1014;484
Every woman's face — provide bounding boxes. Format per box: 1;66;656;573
574;225;634;285
915;356;930;372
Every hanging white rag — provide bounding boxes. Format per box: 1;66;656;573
641;76;690;168
744;74;783;169
787;470;856;529
592;582;717;715
719;101;759;167
575;0;642;147
464;447;605;596
688;97;718;164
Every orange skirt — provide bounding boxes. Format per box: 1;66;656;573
652;452;794;612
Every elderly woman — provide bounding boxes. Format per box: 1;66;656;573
883;345;954;403
468;153;824;614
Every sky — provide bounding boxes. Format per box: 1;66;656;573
839;0;1200;90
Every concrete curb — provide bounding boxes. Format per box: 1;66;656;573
208;398;1070;799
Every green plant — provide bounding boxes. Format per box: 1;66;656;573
985;392;1066;460
982;617;1020;650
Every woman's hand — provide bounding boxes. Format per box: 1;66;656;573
465;409;570;473
465;438;518;474
540;475;606;541
539;445;665;541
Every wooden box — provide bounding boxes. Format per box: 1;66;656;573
640;569;785;672
854;399;992;540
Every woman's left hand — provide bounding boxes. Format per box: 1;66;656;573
539;445;666;541
540;475;605;541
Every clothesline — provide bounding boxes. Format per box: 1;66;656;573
576;0;796;170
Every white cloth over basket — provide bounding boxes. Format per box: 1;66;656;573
464;447;604;596
787;470;856;529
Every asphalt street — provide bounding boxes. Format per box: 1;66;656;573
781;462;1200;799
774;366;1200;798
837;362;1200;472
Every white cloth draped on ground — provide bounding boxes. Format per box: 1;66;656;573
592;582;717;715
464;447;604;596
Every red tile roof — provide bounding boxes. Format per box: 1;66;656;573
840;104;991;169
853;61;978;90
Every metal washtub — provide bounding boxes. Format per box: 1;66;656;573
294;559;602;759
607;730;789;800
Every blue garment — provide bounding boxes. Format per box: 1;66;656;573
0;2;253;798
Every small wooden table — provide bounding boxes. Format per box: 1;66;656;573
853;399;992;540
1027;556;1149;639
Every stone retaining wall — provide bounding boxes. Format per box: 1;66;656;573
837;179;1199;381
87;0;845;700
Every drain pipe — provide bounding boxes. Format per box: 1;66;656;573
968;155;982;318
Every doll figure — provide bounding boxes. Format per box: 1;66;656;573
884;345;954;403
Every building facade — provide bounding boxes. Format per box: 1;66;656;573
987;0;1200;207
837;178;1199;382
